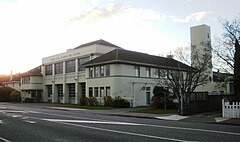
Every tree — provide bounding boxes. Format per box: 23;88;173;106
213;16;240;95
155;46;212;115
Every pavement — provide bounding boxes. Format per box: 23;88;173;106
48;106;240;126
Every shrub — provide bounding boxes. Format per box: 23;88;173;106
104;96;113;107
22;98;34;103
112;96;130;108
80;95;89;105
0;87;15;102
88;97;98;106
10;90;21;102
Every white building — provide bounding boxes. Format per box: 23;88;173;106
41;39;120;104
41;39;194;106
191;24;233;95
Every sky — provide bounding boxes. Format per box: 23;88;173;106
0;0;239;75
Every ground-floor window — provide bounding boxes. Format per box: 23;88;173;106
89;87;93;97
94;87;99;97
100;87;104;97
47;85;52;98
57;84;63;101
68;84;75;100
106;86;111;97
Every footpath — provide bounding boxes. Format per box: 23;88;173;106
49;106;240;126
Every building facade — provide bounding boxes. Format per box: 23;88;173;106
41;40;120;104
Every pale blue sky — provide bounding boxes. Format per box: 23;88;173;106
0;0;239;74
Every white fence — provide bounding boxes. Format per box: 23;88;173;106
222;99;240;118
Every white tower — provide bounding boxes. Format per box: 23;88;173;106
190;24;212;81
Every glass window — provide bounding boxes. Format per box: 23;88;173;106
100;87;104;97
45;64;52;76
146;67;151;77
55;62;63;74
106;86;111;96
78;57;90;71
57;84;63;99
69;84;75;99
106;65;110;76
66;60;75;73
100;66;104;77
135;66;140;77
89;67;94;78
47;85;52;98
95;67;99;77
22;77;30;84
94;87;99;97
89;87;93;97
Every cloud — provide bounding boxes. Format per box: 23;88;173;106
67;3;166;25
170;11;213;23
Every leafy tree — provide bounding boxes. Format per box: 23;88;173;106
213;16;240;95
156;44;212;115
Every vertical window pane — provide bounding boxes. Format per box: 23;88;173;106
106;65;110;76
106;87;110;96
66;60;75;73
89;87;93;97
146;67;151;77
95;67;99;77
100;66;104;77
89;67;94;78
55;62;63;74
78;57;90;71
69;84;75;99
45;64;52;76
94;87;99;97
135;66;140;77
100;87;104;97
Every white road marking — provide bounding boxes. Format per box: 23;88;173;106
215;117;230;122
144;124;240;136
43;119;142;126
156;115;188;120
47;107;86;111
23;120;36;124
54;121;187;142
0;120;3;124
0;137;11;142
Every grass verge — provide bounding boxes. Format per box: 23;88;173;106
130;108;177;114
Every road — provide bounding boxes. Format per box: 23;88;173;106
0;103;240;142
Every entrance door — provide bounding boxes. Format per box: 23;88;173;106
146;87;151;105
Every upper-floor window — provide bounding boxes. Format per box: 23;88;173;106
146;67;151;78
55;62;63;74
95;67;99;77
89;67;94;78
135;66;140;77
105;65;110;76
159;69;167;78
78;57;90;71
100;66;104;77
22;76;30;84
45;64;52;76
66;60;75;73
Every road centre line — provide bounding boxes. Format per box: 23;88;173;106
2;109;240;137
144;124;240;136
54;121;187;142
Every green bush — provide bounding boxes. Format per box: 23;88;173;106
22;98;34;103
10;90;21;102
112;96;130;108
0;87;15;102
80;95;89;105
104;96;113;107
88;97;98;106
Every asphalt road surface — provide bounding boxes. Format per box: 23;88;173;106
0;103;240;142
